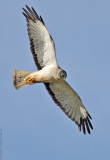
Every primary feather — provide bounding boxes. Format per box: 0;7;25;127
22;5;58;70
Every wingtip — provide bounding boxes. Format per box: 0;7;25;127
88;113;92;120
25;4;29;10
78;115;93;135
78;125;81;132
25;5;31;11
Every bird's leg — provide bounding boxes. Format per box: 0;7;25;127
24;70;52;84
24;76;36;84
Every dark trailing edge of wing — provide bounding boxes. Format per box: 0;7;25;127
30;38;42;70
44;83;62;107
44;82;93;135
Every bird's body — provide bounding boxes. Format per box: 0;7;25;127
13;5;93;134
25;66;66;83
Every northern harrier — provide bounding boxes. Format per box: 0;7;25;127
13;5;93;134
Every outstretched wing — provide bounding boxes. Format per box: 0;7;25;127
22;5;58;70
44;81;93;134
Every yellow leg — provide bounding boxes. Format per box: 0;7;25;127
24;76;35;84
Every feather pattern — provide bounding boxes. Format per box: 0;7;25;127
44;81;93;134
22;5;57;70
21;5;93;135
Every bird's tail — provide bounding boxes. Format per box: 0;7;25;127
13;70;34;90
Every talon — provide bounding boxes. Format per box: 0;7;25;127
25;77;35;84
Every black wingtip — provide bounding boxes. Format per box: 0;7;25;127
85;120;91;134
87;117;93;130
22;5;45;25
22;12;28;19
82;119;86;135
25;4;29;8
40;16;45;25
78;115;93;135
88;113;92;120
78;124;81;132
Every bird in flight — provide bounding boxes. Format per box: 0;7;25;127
13;5;93;134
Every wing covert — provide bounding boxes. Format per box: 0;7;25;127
22;5;58;70
44;80;93;134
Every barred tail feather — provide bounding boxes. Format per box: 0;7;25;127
13;70;34;90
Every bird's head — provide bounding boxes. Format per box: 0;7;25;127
59;69;67;79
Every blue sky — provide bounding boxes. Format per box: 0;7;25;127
0;0;110;159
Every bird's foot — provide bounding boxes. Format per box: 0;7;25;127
24;76;35;84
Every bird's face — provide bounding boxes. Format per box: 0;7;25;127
59;70;67;79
